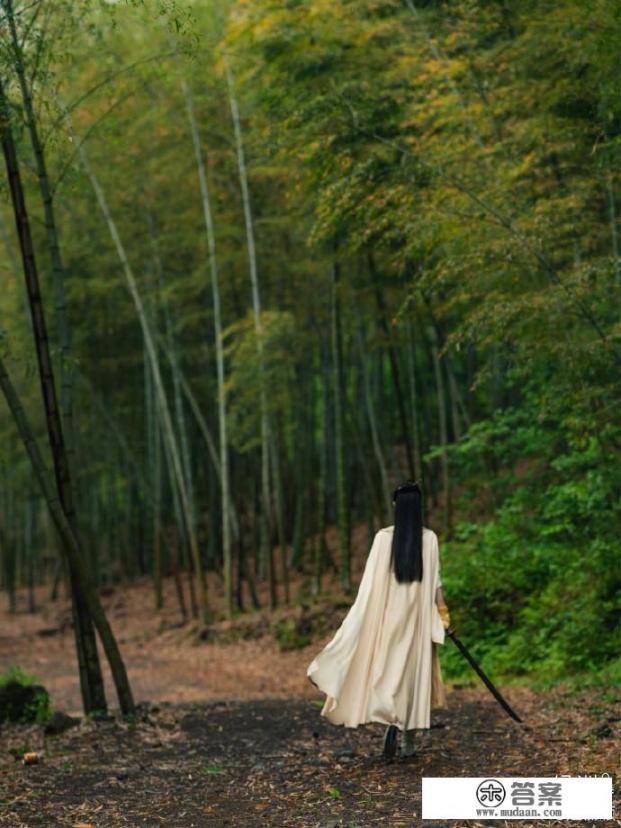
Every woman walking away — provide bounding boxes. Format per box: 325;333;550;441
306;480;451;758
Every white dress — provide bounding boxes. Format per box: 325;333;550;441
306;526;447;730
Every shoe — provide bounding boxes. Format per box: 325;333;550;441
399;729;417;758
400;728;431;757
382;724;399;758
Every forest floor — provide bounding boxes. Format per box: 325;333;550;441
0;545;619;827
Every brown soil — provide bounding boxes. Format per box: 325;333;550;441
0;543;619;827
0;522;375;714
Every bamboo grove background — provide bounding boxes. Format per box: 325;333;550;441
0;0;619;709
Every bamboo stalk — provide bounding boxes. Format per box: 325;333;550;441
331;259;351;593
357;323;391;523
225;59;276;608
0;354;135;714
183;78;233;617
0;80;114;713
70;121;210;629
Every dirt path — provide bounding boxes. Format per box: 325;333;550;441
0;554;375;715
0;578;619;826
1;687;618;827
0;575;339;713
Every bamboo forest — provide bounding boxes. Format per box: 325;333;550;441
0;0;619;825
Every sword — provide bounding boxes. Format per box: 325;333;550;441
446;626;523;723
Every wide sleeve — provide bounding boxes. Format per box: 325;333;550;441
430;530;446;645
306;530;384;692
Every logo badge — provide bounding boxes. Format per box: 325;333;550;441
476;779;506;807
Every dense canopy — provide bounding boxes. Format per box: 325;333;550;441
0;0;619;703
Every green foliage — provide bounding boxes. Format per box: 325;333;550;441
0;668;51;723
202;765;225;775
272;617;312;651
439;403;621;681
85;709;110;721
0;667;40;688
223;309;303;452
0;0;618;689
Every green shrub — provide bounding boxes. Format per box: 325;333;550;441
0;668;50;724
272;617;311;651
435;401;621;685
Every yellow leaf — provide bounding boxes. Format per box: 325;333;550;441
23;753;39;765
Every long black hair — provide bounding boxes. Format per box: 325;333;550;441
390;481;423;583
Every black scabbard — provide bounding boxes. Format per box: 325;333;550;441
446;626;524;723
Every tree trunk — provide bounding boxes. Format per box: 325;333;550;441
0;82;113;714
367;252;416;479
270;428;289;604
357;323;391;522
25;471;36;613
0;353;135;714
331;259;351;593
183;79;233;617
152;396;164;610
406;316;424;484
313;340;330;597
2;10;110;711
225;60;276;609
71;121;210;629
163;301;200;611
160;343;240;539
290;367;312;572
430;327;452;533
145;341;163;609
5;0;77;475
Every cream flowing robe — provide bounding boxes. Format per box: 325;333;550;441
307;526;446;730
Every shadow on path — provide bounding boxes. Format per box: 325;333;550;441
0;689;618;827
